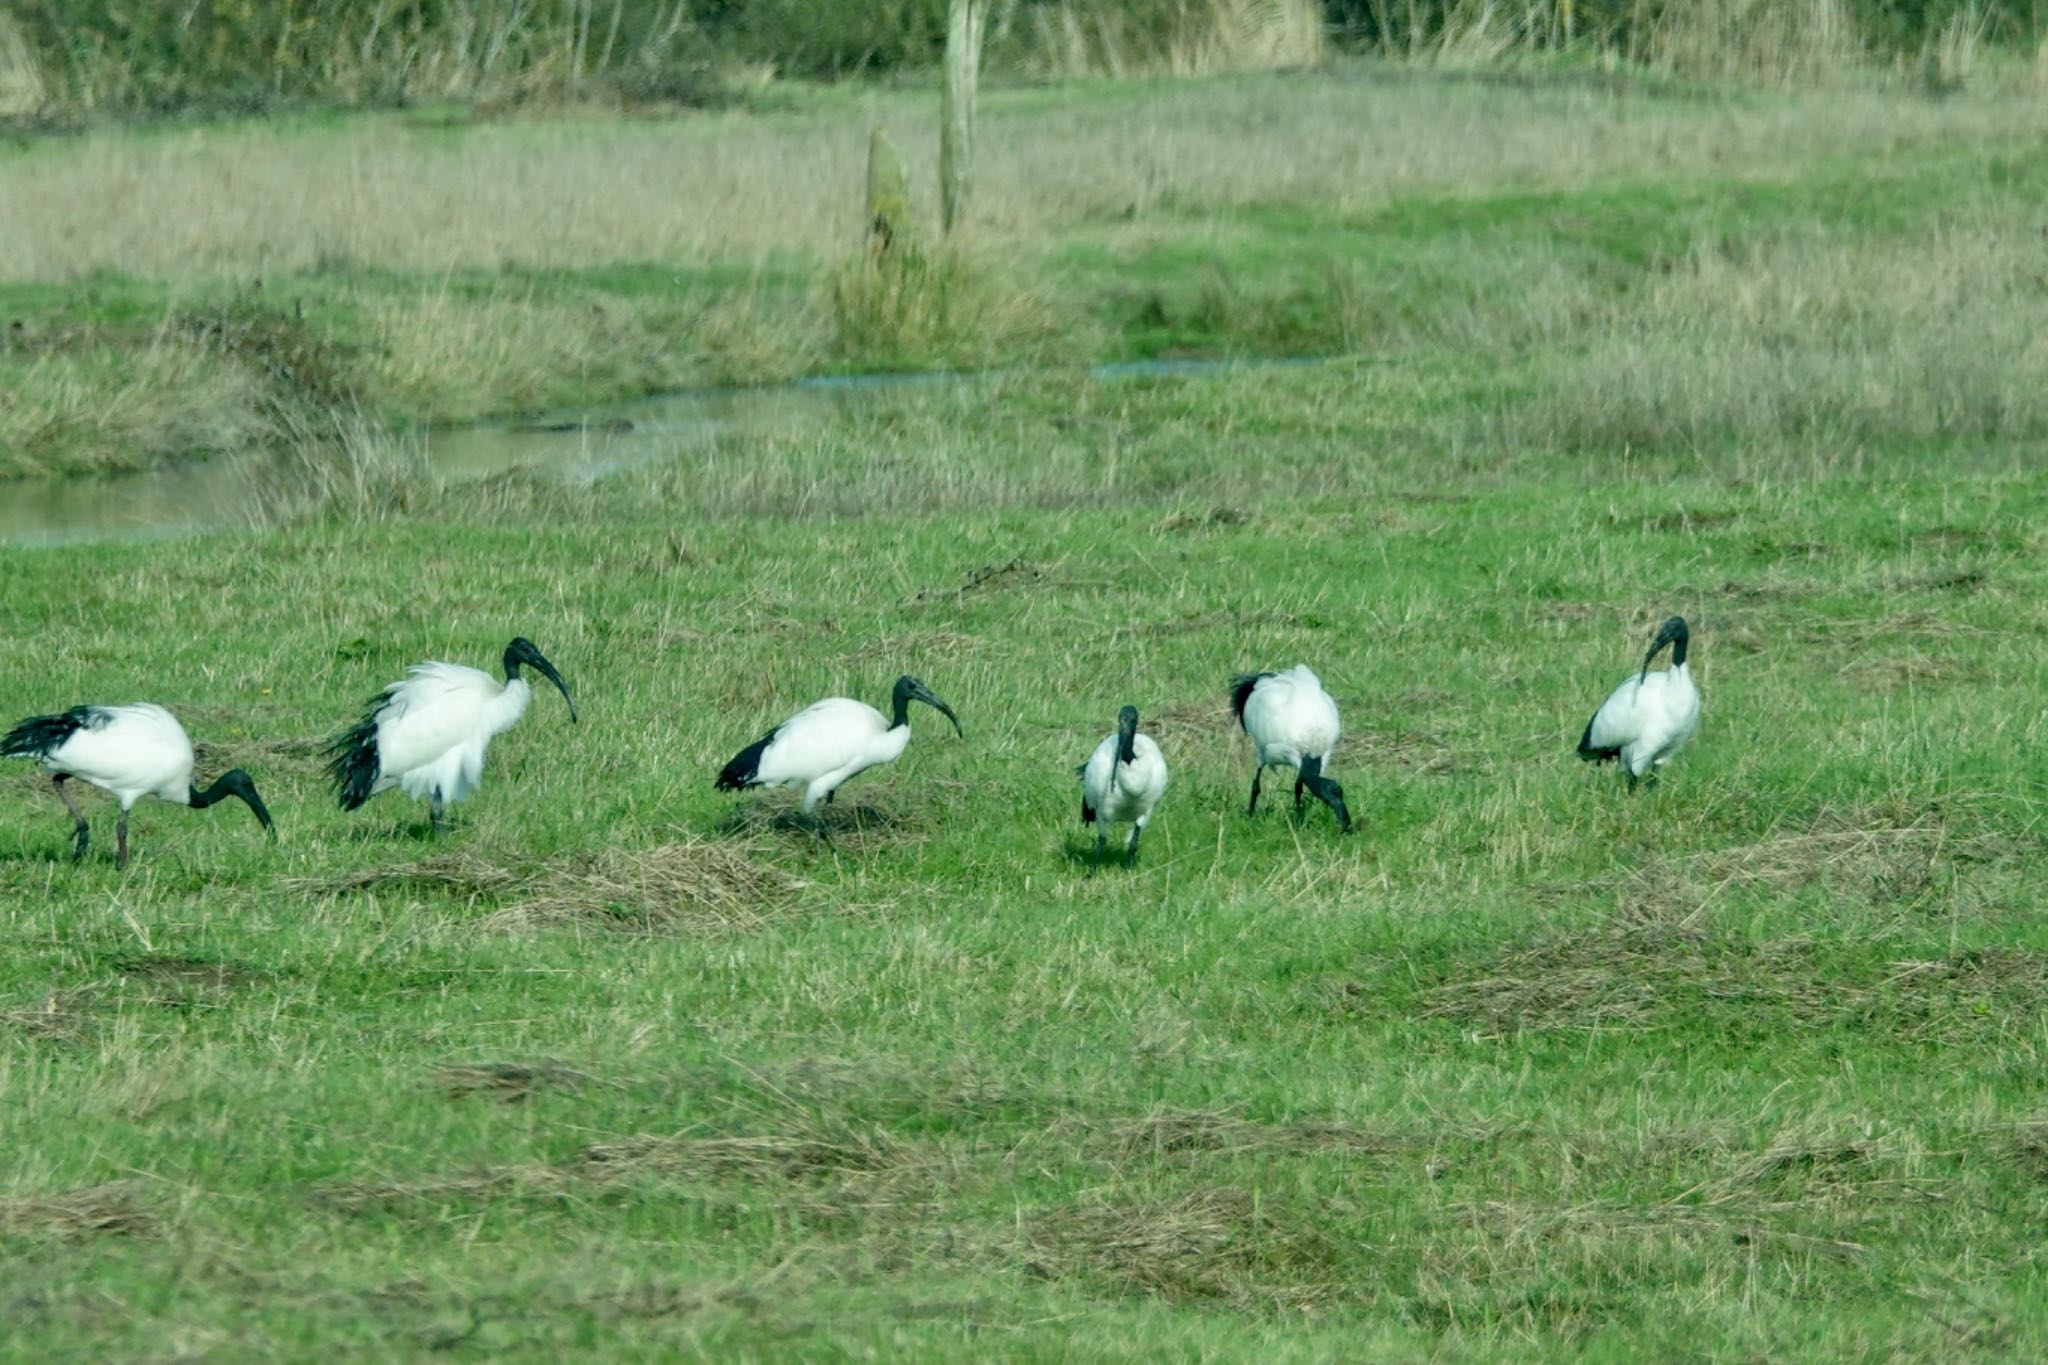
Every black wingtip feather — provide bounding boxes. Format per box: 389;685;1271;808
715;729;777;792
324;704;383;811
1576;714;1619;764
1;706;102;761
1228;673;1271;730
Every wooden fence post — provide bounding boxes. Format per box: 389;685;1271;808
941;0;984;234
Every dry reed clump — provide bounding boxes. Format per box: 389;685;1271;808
0;1182;156;1241
0;330;276;479
1640;0;1863;86
292;839;797;936
1012;1186;1350;1310
1024;0;1326;78
826;244;1073;372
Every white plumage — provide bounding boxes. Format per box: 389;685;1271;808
329;637;576;830
717;675;960;835
1078;705;1168;869
1229;664;1352;832
2;703;274;867
1578;615;1700;788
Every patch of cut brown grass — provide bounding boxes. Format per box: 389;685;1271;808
293;839;797;935
317;1124;941;1224
483;840;794;935
0;1183;155;1240
1097;1108;1499;1159
574;1132;905;1182
0;988;98;1042
1012;1186;1349;1310
289;849;526;900
434;1060;594;1103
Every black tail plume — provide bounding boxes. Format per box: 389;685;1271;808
2;706;101;760
1576;714;1619;764
324;707;383;811
715;729;777;792
1228;674;1272;730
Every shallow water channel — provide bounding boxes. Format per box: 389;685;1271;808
0;358;1320;547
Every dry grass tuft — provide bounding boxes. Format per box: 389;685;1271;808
1346;727;1464;776
0;1183;155;1240
1015;1186;1347;1309
905;557;1045;604
483;840;795;936
319;1124;939;1224
717;799;928;852
293;838;796;935
434;1060;593;1103
574;1131;905;1181
1152;505;1255;533
1102;1108;1457;1158
0;988;99;1042
1026;0;1326;78
1142;696;1236;746
1425;918;2048;1039
289;849;527;900
191;734;331;778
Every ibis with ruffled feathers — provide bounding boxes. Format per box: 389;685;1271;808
1230;665;1352;833
716;675;961;838
2;703;274;868
1077;704;1168;870
327;637;577;831
1578;615;1700;789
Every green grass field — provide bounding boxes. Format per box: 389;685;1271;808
5;64;2048;1359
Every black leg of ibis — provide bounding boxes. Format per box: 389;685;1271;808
1246;768;1264;818
1625;771;1639;794
116;808;130;871
52;775;89;861
1091;827;1106;875
1293;774;1305;815
805;811;836;851
429;794;448;835
1126;823;1142;869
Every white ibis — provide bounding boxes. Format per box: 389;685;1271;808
715;675;961;839
2;703;274;868
1578;615;1700;790
327;637;576;831
1229;665;1351;833
1077;704;1168;870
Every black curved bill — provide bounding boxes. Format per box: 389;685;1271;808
531;652;579;722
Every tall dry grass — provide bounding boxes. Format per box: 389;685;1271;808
1637;0;1863;87
1511;219;2048;461
7;74;2048;282
1026;0;1326;77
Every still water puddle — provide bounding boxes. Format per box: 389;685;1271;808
1;357;1322;546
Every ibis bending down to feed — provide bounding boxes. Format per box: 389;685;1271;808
1578;615;1700;789
1;704;274;868
715;675;961;839
1230;665;1352;833
1077;705;1168;870
327;637;577;831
